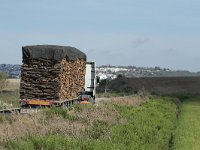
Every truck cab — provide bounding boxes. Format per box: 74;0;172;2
84;62;96;98
78;62;97;104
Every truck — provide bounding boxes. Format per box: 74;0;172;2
19;45;98;110
0;62;97;114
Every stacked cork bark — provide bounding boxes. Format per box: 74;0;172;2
20;45;87;100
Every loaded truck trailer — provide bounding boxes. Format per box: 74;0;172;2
19;45;97;108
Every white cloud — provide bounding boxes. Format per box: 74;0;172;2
131;38;150;48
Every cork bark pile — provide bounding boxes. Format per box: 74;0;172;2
20;45;86;101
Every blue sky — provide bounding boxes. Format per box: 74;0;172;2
0;0;200;71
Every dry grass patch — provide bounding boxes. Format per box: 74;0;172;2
0;113;85;143
0;95;150;144
3;79;20;91
110;95;149;106
0;101;121;144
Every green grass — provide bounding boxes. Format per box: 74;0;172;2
4;97;178;150
172;97;200;150
44;107;78;121
110;97;177;149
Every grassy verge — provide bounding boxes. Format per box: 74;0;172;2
3;96;177;150
110;97;177;149
172;97;200;150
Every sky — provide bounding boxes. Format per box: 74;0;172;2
0;0;200;72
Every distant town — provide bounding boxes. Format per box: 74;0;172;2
96;65;200;80
0;64;200;79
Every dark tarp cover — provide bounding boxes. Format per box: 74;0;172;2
22;45;87;61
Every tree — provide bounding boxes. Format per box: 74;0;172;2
0;72;8;91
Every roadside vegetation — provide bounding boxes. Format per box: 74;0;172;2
172;97;200;150
1;77;199;150
0;96;178;150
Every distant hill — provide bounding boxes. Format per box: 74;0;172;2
97;65;200;79
0;64;21;78
97;76;200;96
0;64;199;79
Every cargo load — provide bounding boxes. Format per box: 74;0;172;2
20;45;87;101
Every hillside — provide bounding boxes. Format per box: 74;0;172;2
0;64;20;78
97;65;200;79
97;77;200;96
1;64;200;79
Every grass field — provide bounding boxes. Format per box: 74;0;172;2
0;93;19;108
1;78;199;150
172;97;200;150
1;96;177;150
3;79;20;91
0;79;20;108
